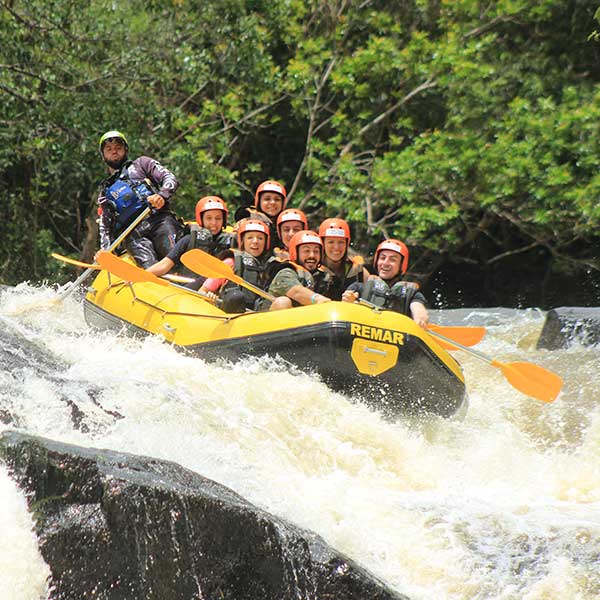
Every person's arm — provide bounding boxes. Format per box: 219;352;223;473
409;300;429;328
134;156;179;206
146;236;189;275
147;256;175;276
269;268;329;305
200;257;234;293
342;281;363;303
286;286;330;306
201;277;227;293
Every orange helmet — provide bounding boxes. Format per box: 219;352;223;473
318;218;351;242
237;218;270;250
276;208;308;238
373;239;409;275
195;196;229;227
254;180;287;210
288;230;323;263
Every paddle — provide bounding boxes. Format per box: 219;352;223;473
181;248;275;301
1;208;150;316
427;323;485;348
95;252;218;304
426;328;563;403
56;206;152;301
52;253;102;270
356;298;485;348
52;252;195;284
97;251;169;287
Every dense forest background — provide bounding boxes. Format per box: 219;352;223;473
1;0;599;308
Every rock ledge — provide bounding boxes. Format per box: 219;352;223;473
0;431;407;600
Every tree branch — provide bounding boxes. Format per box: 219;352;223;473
464;15;518;39
170;95;287;147
0;64;71;91
288;56;338;203
486;241;540;264
0;82;42;105
496;209;600;271
338;77;437;160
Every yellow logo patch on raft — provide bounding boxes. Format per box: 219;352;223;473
350;323;405;346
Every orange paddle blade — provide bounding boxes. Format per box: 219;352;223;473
96;252;169;287
492;360;564;403
427;323;485;348
181;248;235;280
181;249;275;301
427;328;563;403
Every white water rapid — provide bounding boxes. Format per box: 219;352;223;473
1;283;599;600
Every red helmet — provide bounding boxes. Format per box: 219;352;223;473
276;208;308;238
195;196;229;227
318;218;351;242
254;180;287;210
373;239;409;275
237;218;270;250
288;230;323;263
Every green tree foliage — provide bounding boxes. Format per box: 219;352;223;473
1;0;599;305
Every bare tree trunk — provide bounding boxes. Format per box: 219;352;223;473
80;208;99;264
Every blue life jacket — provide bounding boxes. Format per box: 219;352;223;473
105;163;155;231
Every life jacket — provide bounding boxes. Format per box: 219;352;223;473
317;256;366;300
285;261;318;290
269;261;319;308
104;161;155;232
361;277;419;316
187;224;234;256
222;251;285;310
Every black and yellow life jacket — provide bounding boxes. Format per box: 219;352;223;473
361;277;420;316
316;256;366;300
221;250;287;310
285;261;318;290
186;224;234;256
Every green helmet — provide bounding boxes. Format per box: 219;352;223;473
99;130;128;153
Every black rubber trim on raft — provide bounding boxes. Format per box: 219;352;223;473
83;299;466;418
184;321;465;418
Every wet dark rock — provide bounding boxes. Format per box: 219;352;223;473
537;307;600;350
0;431;408;600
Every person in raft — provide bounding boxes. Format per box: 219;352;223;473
96;130;183;268
201;219;286;313
272;208;309;260
267;230;332;310
313;217;369;301
342;239;429;327
146;196;234;288
236;179;287;248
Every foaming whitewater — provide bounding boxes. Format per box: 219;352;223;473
1;284;599;600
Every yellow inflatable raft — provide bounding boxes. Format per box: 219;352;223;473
84;266;466;418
